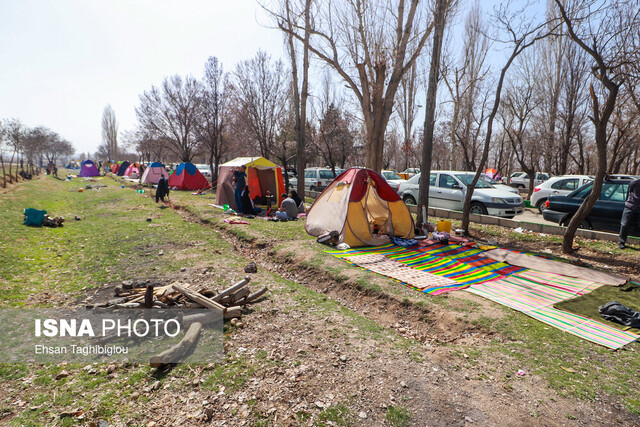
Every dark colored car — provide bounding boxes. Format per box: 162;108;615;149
542;178;640;235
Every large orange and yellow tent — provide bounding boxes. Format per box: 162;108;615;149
216;157;286;210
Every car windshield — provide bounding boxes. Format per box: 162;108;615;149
383;171;401;180
319;170;337;179
481;176;498;184
455;174;493;188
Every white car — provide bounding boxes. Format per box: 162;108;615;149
381;170;405;193
296;167;344;192
510;172;550;188
195;164;212;178
398;171;524;218
530;175;593;213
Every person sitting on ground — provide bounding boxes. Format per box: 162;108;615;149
290;190;305;213
275;193;298;220
241;185;262;215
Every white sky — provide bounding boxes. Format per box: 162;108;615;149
0;0;543;156
0;0;285;154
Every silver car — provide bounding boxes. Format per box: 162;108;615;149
530;175;593;213
398;171;524;218
381;170;405;193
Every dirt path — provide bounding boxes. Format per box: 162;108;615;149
155;207;639;426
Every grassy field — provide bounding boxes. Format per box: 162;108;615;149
0;173;639;425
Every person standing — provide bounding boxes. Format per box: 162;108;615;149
233;165;247;214
619;178;640;249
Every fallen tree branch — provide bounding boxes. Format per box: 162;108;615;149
150;322;202;367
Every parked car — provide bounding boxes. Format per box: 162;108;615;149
509;172;550;188
381;170;405;193
398;168;420;180
480;175;519;195
398;171;524;218
195;164;212;178
291;167;344;192
542;178;639;233
530;175;593;213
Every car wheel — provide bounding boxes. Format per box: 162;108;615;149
536;199;547;214
504;215;515;219
403;195;417;205
561;216;591;229
469;202;488;215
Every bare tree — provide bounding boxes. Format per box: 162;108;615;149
314;102;355;175
278;0;313;198
417;0;453;226
555;0;637;253
395;61;420;172
101;105;118;162
442;1;490;171
3;118;24;182
200;57;229;184
557;41;589;174
501;51;542;199
460;3;556;233
136;75;202;163
272;0;435;172
232;50;288;159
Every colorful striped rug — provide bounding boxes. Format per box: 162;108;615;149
339;253;466;295
328;243;638;348
328;243;525;294
465;270;638;349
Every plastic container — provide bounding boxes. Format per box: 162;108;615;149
437;219;451;234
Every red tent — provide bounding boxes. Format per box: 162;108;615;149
168;162;211;190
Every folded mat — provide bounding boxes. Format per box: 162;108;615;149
466;270;638;349
484;248;627;286
554;281;640;334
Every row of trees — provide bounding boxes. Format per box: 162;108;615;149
113;0;639;253
0;119;74;188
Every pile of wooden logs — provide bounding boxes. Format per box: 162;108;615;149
94;276;267;320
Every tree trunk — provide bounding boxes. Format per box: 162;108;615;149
297;0;311;200
0;153;6;188
417;0;447;226
562;84;617;253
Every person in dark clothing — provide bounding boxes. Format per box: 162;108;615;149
156;176;170;203
619;178;640;249
233;166;247;214
240;185;261;215
290;190;304;213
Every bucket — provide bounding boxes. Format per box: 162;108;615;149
437;219;451;234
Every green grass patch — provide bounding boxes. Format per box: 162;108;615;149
385;405;411;427
0;175;231;306
316;404;353;426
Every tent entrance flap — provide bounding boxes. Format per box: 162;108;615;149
362;180;391;235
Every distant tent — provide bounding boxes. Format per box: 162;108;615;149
125;163;140;177
141;162;169;185
168;162;211;190
305;168;415;247
117;161;130;176
216;157;286;210
78;160;100;177
110;162;120;173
